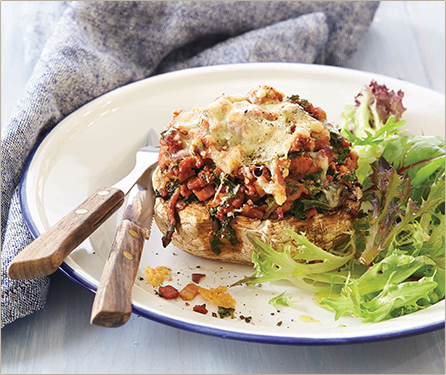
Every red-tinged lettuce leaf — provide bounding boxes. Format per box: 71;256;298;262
379;135;445;205
342;80;407;138
357;80;406;124
381;135;445;185
358;158;442;266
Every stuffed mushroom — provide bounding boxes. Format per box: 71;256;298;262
153;86;362;264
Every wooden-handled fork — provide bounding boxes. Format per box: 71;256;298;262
7;135;159;281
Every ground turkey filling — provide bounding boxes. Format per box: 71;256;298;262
155;86;361;255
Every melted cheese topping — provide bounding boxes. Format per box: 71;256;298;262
169;86;330;205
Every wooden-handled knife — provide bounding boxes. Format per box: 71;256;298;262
90;169;156;328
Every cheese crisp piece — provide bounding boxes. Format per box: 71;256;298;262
198;286;236;309
144;266;171;287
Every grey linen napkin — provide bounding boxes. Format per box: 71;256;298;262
1;1;379;327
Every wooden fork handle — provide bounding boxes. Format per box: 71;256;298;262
90;219;148;328
7;187;125;280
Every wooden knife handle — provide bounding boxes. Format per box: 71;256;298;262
7;187;125;280
90;219;147;328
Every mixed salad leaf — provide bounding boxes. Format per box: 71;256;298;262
340;80;407;184
235;81;445;323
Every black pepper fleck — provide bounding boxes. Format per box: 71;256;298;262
277;321;283;327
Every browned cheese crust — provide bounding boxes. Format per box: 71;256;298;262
153;166;362;265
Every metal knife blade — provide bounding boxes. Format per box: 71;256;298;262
7;132;159;281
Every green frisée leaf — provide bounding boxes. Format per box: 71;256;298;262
355;253;435;295
321;274;438;323
418;175;446;260
342;116;406;147
432;267;445;299
269;292;293;309
232;230;354;293
341;117;406;184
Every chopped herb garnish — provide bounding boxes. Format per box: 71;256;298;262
334;147;351;164
218;306;235;319
182;194;199;204
210;235;223;255
212;172;240;198
304;168;323;182
162;223;176;247
286;182;301;195
263;196;277;219
210;216;240;255
156;179;181;200
340;172;358;183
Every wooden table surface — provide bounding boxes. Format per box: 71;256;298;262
2;2;445;374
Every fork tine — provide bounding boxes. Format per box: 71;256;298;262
146;129;159;147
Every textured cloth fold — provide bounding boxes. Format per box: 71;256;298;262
1;1;379;327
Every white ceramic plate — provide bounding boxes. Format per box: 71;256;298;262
21;63;445;344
